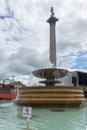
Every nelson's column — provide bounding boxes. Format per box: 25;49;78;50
47;7;58;67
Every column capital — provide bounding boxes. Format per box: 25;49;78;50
47;7;58;24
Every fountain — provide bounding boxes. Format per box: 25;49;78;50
15;7;85;108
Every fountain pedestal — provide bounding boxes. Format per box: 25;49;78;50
33;68;68;86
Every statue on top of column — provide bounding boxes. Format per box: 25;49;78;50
51;7;54;17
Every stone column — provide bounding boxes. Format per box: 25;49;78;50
47;7;58;67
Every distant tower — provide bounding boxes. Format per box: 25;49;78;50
47;7;58;67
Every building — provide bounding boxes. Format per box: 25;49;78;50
60;71;87;87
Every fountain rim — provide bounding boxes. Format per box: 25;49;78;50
32;68;69;79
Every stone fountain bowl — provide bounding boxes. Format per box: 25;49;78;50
32;68;68;79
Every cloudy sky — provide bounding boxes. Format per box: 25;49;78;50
0;0;87;84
